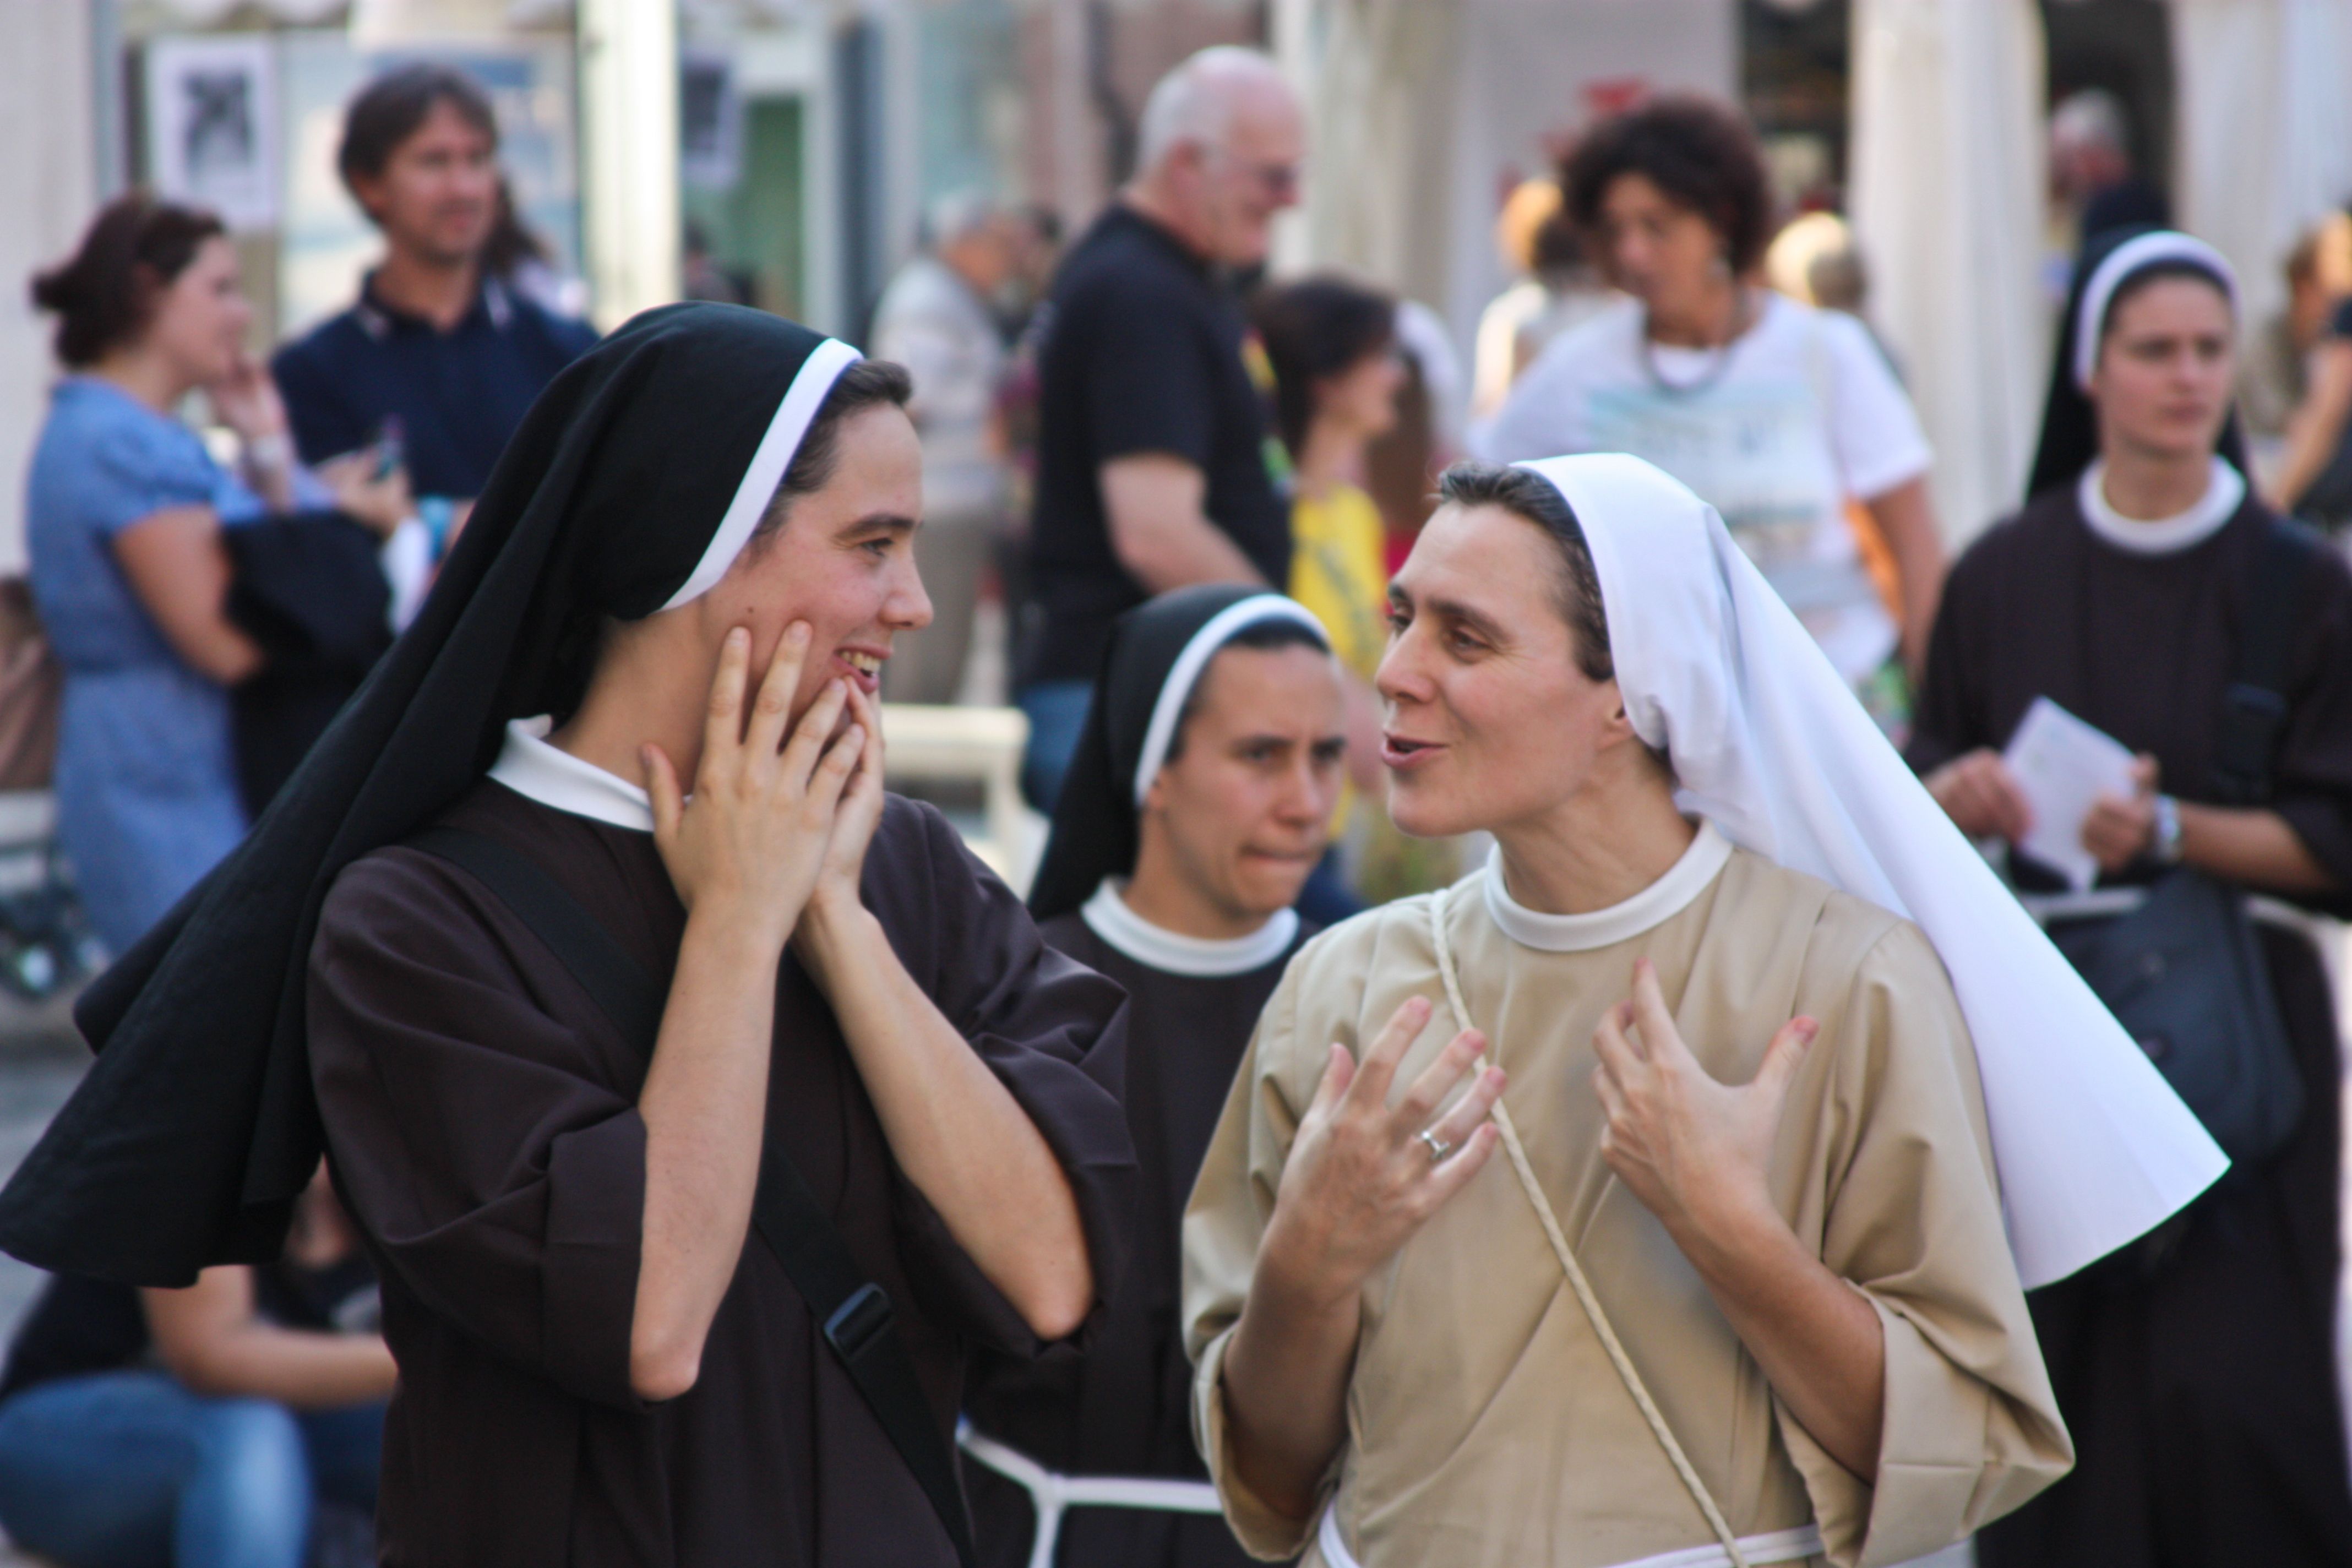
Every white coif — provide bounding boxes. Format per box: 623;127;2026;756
1520;453;2226;1288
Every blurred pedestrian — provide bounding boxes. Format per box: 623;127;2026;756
0;1166;393;1568
24;194;410;954
2267;212;2352;532
483;175;590;320
1017;46;1303;809
2236;226;2329;449
680;219;750;307
271;64;595;511
1470;177;1611;419
2049;89;2169;258
967;586;1341;1568
1481;96;1945;733
1913;228;2352;1566
870;192;1018;704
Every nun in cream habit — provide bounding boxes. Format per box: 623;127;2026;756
1180;455;2228;1568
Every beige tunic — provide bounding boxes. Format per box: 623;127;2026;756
1182;839;2071;1568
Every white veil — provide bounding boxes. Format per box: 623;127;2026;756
1521;453;2226;1289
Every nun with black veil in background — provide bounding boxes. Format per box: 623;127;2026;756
964;584;1343;1568
1909;228;2352;1564
0;303;1137;1567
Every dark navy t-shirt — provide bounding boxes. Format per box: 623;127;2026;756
1021;206;1291;686
271;273;598;500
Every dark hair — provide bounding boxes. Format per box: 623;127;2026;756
1164;618;1333;764
1562;95;1773;276
1435;461;1614;683
29;193;226;367
482;177;551;280
1250;275;1397;458
337;64;498;203
752;358;915;540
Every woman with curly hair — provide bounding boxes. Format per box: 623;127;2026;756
1480;97;1945;733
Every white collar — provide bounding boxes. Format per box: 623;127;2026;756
2077;457;2244;556
1482;820;1734;953
1079;879;1299;977
487;716;655;832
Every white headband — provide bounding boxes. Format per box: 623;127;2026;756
1131;595;1330;807
2071;231;2239;390
659;336;864;611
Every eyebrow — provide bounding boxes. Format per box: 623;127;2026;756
834;511;921;540
1392;582;1511;645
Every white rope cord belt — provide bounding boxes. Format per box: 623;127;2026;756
1317;1507;1823;1568
957;1421;1222;1568
1421;883;1804;1568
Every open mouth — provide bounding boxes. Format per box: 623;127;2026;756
840;650;883;677
1381;732;1443;770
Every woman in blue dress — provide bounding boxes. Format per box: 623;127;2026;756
26;195;412;954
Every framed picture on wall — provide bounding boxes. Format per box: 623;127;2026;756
145;34;281;232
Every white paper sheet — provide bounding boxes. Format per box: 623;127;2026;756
2003;696;2139;891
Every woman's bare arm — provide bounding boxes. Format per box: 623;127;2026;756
629;626;863;1401
791;685;1095;1341
143;1268;397;1410
112;506;263;684
2269;337;2352;511
1863;476;1948;683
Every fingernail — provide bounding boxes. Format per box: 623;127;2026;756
1796;1017;1820;1042
789;622;811;643
728;627;748;645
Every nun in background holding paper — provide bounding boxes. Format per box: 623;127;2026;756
1909;227;2352;1566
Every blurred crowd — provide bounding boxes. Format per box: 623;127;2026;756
4;34;2352;1568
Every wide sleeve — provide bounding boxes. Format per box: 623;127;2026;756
1782;921;2073;1567
878;802;1137;1358
1181;955;1329;1561
2265;540;2352;886
306;850;648;1412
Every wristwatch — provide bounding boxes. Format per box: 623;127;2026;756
2151;794;2185;866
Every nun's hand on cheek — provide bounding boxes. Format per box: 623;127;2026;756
643;623;863;954
799;682;888;928
1591;960;1817;1259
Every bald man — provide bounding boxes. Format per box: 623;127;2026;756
1016;47;1306;811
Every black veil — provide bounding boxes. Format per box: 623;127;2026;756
0;304;857;1282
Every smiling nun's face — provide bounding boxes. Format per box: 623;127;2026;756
692;404;934;732
1376;502;1645;840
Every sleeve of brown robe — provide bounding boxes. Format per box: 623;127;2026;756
862;801;1137;1360
307;848;650;1412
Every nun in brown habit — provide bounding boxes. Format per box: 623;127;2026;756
1913;228;2352;1567
0;305;1137;1567
965;586;1342;1568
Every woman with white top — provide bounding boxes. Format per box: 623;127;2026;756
1479;97;1944;729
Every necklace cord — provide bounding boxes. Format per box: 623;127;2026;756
1426;885;1752;1568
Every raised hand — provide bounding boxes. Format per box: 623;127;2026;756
2082;753;2160;874
204;351;289;447
1925;747;2033;843
643;622;863;954
803;680;888;918
1261;996;1508;1307
1591;959;1817;1250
